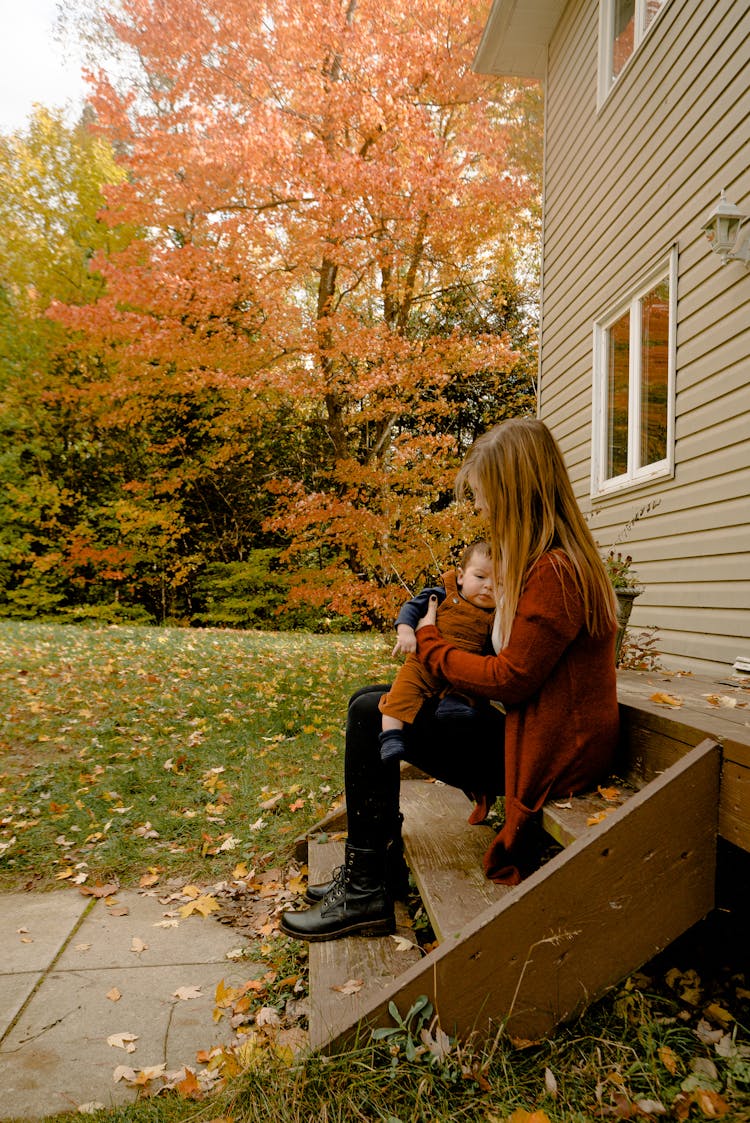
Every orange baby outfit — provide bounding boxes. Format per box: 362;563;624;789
378;569;494;725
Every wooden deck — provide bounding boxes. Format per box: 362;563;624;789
616;667;750;851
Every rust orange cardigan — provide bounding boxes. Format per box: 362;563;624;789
415;550;619;885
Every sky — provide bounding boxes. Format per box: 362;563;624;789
0;0;88;135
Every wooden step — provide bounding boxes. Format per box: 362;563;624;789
541;780;639;848
400;779;510;940
317;737;720;1051
306;838;422;1049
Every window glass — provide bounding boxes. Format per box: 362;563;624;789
640;280;669;467
607;310;630;477
602;0;668;97
592;247;676;496
612;0;635;78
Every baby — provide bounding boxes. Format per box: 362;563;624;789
378;541;496;762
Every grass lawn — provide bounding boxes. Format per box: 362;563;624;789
0;621;394;891
2;622;749;1123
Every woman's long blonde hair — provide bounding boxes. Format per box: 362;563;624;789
455;418;618;647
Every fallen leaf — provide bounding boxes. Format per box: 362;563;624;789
74;943;92;952
79;881;119;898
139;873;160;888
178;895;220;918
256;1005;282;1027
544;1067;558;1097
130;937;148;955
107;1032;138;1053
107;906;130;917
704;1002;734;1027
154;918;180;928
703;694;737;708
587;810;612;826
659;1045;680;1074
173;986;203;1001
390;935;417;952
331;978;364;995
175;1069;202;1099
650;691;683;707
106;987;122;1003
635;1099;667;1115
77;1103;106;1114
692;1087;730;1116
112;1065;136;1084
597;785;620;802
130;1064;167;1086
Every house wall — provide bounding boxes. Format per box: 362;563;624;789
539;0;750;673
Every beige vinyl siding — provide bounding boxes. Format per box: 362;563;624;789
538;0;750;672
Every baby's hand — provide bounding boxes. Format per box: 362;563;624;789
392;625;417;656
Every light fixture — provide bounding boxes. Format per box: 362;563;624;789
701;190;750;267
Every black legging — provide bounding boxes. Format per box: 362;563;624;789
344;684;506;849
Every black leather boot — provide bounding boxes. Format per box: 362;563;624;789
280;844;395;942
304;815;409;903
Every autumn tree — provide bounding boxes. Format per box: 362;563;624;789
0;107;141;618
55;0;541;624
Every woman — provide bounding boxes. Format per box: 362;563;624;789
280;418;620;943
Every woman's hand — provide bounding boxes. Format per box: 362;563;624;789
415;594;439;632
392;624;417;656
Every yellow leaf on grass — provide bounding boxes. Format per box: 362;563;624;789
650;691;683;707
658;1044;680;1074
179;895;219;918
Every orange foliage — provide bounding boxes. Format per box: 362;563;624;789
54;0;539;620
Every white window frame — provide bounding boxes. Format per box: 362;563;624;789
598;0;669;105
591;246;677;499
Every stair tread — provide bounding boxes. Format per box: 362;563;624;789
306;839;422;1049
400;778;510;941
541;780;639;847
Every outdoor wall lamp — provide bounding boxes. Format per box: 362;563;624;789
701;190;750;267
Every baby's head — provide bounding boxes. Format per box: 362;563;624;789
457;541;495;609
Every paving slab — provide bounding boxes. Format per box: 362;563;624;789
0;962;254;1118
55;889;244;970
0;892;91;974
0;974;42;1038
0;889;260;1121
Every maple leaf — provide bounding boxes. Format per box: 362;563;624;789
107;1032;138;1053
650;691;683;707
79;880;119;898
172;986;203;1001
178;894;220;918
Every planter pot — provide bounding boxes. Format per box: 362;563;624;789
614;587;642;665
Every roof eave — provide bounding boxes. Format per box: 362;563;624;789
473;0;568;79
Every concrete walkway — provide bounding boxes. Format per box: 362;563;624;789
0;888;258;1119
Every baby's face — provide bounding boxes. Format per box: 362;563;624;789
458;558;495;609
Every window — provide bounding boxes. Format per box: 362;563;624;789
591;247;677;497
599;0;668;100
